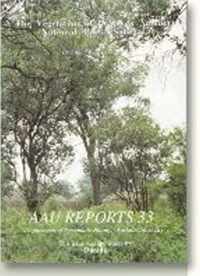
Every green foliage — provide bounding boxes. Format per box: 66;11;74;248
77;176;93;207
95;107;167;210
164;128;187;216
165;163;186;216
1;161;14;198
42;195;67;213
1;204;186;263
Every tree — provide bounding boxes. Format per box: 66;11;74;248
1;111;17;199
1;161;15;199
166;163;186;216
66;46;148;204
95;107;167;211
77;175;93;207
2;71;74;217
165;128;186;216
68;0;186;53
1;6;75;217
54;179;75;200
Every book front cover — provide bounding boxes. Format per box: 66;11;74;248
1;0;187;264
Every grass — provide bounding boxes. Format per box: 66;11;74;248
1;202;187;263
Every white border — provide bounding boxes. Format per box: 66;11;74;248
187;0;200;275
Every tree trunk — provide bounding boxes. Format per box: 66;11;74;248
91;172;101;205
26;164;41;221
144;189;149;212
87;152;101;205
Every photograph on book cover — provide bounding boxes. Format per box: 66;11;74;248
1;0;187;264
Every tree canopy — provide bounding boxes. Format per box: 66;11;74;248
1;0;186;214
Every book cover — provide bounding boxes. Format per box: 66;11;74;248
1;0;187;263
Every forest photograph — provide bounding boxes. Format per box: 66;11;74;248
1;0;187;263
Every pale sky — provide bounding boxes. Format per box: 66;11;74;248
143;55;186;129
